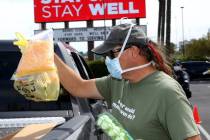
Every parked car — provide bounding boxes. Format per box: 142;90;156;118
181;61;210;80
0;40;108;140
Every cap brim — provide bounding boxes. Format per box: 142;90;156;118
91;42;116;55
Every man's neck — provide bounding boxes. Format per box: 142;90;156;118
124;66;157;83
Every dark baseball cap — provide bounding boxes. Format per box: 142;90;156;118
92;23;148;55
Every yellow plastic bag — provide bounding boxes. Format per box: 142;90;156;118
12;30;60;102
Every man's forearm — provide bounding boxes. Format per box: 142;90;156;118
54;54;84;96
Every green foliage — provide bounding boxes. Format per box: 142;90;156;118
173;38;210;61
185;38;210;60
87;60;109;78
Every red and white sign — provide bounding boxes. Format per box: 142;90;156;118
34;0;146;23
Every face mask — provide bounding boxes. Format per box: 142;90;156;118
105;56;153;79
105;24;152;79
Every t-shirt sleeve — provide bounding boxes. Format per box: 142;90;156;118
165;99;200;140
95;76;112;107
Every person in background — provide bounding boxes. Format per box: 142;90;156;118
173;62;192;99
54;23;200;140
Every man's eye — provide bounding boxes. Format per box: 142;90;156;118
112;48;121;53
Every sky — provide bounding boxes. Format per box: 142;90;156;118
0;0;210;52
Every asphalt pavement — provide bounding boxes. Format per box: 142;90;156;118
189;80;210;140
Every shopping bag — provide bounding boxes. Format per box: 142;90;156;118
12;30;60;101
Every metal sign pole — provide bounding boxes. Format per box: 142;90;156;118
136;18;140;25
112;19;116;26
41;23;46;30
64;21;70;44
87;20;94;61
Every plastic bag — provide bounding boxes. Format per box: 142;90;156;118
12;30;60;102
96;112;134;140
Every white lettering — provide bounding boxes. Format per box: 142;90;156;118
89;2;139;16
41;0;81;4
118;2;128;14
62;5;73;17
112;102;120;110
128;114;135;120
61;0;81;3
55;0;60;3
120;110;128;117
112;100;136;120
72;4;83;16
89;3;106;15
107;3;118;15
129;2;139;14
118;100;125;108
52;5;62;17
42;6;51;18
125;107;135;114
41;0;51;4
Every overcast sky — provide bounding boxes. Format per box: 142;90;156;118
0;0;210;52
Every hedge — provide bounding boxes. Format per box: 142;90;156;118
87;60;109;78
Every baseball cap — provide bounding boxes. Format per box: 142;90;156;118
91;23;148;55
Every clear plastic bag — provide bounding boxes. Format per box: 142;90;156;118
12;30;60;102
96;112;134;140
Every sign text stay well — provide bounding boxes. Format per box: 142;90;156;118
34;0;146;22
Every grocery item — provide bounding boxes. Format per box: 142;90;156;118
12;30;60;101
97;112;134;140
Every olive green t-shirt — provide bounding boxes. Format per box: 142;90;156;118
95;71;199;140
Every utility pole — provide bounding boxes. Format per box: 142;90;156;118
181;6;185;56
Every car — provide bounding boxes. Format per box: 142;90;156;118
181;61;210;80
0;40;109;140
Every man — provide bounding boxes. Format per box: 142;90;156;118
173;62;192;99
55;23;200;140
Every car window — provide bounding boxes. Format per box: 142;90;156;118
182;61;210;72
0;46;72;112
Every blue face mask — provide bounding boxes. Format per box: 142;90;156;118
105;24;152;79
105;56;122;79
105;56;153;79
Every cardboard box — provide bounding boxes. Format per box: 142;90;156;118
1;123;56;140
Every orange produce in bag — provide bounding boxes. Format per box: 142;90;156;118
12;30;60;101
14;30;56;77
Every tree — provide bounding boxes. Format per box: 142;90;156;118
157;0;166;46
157;0;162;43
166;0;171;47
160;0;166;46
185;38;210;60
158;0;171;47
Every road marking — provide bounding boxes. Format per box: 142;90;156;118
197;124;210;140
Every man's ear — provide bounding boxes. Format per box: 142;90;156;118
131;46;140;58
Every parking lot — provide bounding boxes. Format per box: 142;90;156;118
189;80;210;139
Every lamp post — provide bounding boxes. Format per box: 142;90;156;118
180;6;185;56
